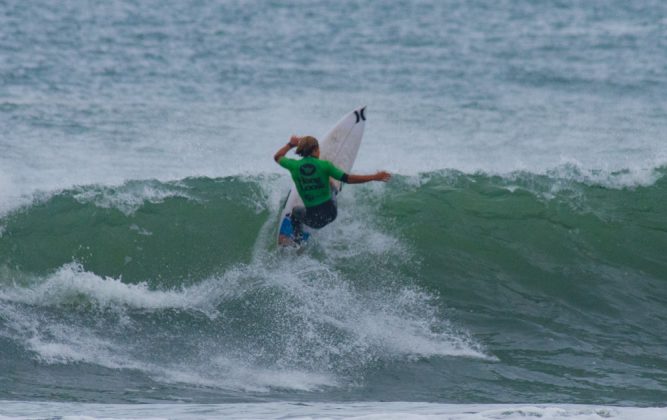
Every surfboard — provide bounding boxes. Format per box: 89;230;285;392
277;106;367;247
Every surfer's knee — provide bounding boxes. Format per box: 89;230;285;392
291;206;306;222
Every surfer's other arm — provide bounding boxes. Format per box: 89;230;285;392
343;171;391;184
274;136;301;162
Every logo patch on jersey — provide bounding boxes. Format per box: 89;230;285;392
300;164;316;176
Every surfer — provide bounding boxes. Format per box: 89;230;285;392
274;135;390;240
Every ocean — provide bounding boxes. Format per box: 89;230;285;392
1;0;666;418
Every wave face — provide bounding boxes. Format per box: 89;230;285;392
1;173;666;404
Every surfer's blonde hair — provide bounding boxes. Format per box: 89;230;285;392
296;136;319;157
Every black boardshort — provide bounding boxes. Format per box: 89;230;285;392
291;199;337;229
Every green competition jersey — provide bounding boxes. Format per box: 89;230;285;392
279;156;347;207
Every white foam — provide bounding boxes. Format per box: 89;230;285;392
129;224;152;236
237;173;289;214
1;295;335;393
0;302;135;368
0;402;665;420
206;356;338;391
0;261;345;392
543;163;663;189
0;262;219;317
255;253;490;362
135;357;337;393
72;181;195;215
320;199;406;259
249;183;492;363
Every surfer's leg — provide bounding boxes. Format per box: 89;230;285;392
303;200;337;229
324;199;338;224
290;206;306;240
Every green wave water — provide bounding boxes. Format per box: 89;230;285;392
1;171;665;405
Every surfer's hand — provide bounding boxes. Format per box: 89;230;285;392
289;136;301;147
375;171;391;182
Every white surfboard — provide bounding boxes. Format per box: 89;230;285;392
277;106;366;246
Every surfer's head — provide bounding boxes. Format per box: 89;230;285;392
296;136;319;157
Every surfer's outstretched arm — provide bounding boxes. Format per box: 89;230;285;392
344;171;391;184
274;136;301;162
